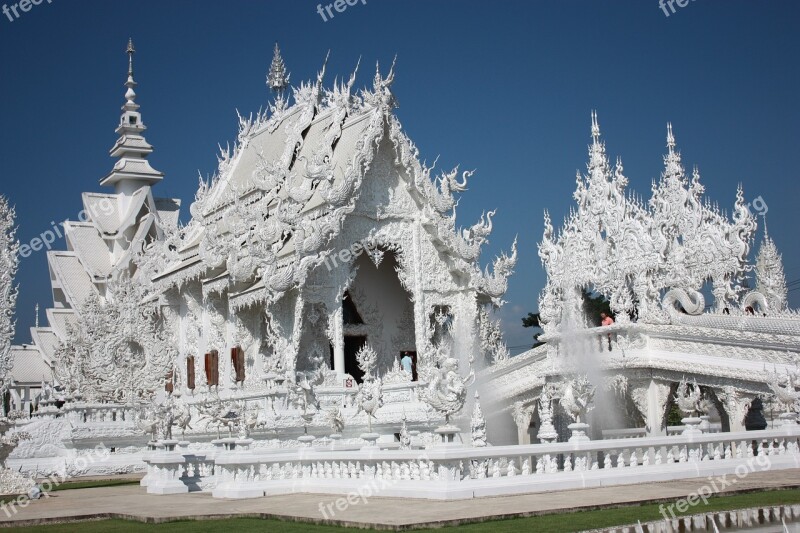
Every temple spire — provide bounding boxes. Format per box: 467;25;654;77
127;38;134;77
591;110;601;144
755;215;788;312
267;42;290;95
100;39;164;193
667;122;676;154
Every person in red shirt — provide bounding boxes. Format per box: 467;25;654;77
600;312;614;350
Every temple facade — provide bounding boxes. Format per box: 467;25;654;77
5;43;517;474
3;44;798;485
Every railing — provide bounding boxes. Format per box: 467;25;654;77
540;323;642;356
602;423;723;440
62;403;136;425
194;425;800;499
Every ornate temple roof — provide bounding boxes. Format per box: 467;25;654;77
47;251;99;309
28;328;60;365
149;50;516;308
7;345;52;385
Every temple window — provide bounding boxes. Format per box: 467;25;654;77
231;346;245;383
204;350;219;387
186;356;196;390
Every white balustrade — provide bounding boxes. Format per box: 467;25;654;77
190;425;800;500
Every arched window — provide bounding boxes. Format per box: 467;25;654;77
231;346;245;383
204;350;219;387
186;356;196;390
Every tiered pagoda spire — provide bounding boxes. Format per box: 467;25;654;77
100;38;164;193
267;42;290;95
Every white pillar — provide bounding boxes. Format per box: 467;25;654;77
646;380;670;437
332;305;345;377
632;380;671;437
717;387;754;432
512;402;534;445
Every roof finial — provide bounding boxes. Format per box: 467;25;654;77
591;110;601;143
34;303;39;328
124;38;138;108
127;38;135;77
267;42;290;95
667;122;675;153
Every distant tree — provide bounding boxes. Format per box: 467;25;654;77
521;312;544;348
581;288;612;326
0;196;18;396
523;288;613;347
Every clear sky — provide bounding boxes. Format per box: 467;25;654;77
1;0;798;352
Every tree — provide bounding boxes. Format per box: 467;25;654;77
523;288;613;347
580;288;612;326
521;312;544;348
0;196;18;396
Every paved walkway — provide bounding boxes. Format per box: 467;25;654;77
1;470;799;530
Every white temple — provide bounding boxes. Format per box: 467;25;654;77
481;112;799;444
1;43;798;500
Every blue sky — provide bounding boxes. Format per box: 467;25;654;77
1;0;798;351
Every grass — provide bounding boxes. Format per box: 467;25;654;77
1;487;799;532
48;479;140;492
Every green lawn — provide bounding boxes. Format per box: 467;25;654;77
49;479;140;492
2;488;799;532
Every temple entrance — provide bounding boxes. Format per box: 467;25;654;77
343;250;416;375
344;335;367;383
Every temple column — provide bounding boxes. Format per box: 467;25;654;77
631;380;671;437
331;305;345;377
512;401;535;445
716;386;755;432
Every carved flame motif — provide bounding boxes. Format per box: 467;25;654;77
0;196;18;395
538;115;758;332
53;273;177;402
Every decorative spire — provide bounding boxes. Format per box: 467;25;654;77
586;111;609;183
661;122;684;185
756;219;788;312
591;110;601;144
100;39;164;191
127;38;135;77
34;303;39;329
267;42;290;95
666;122;675;153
